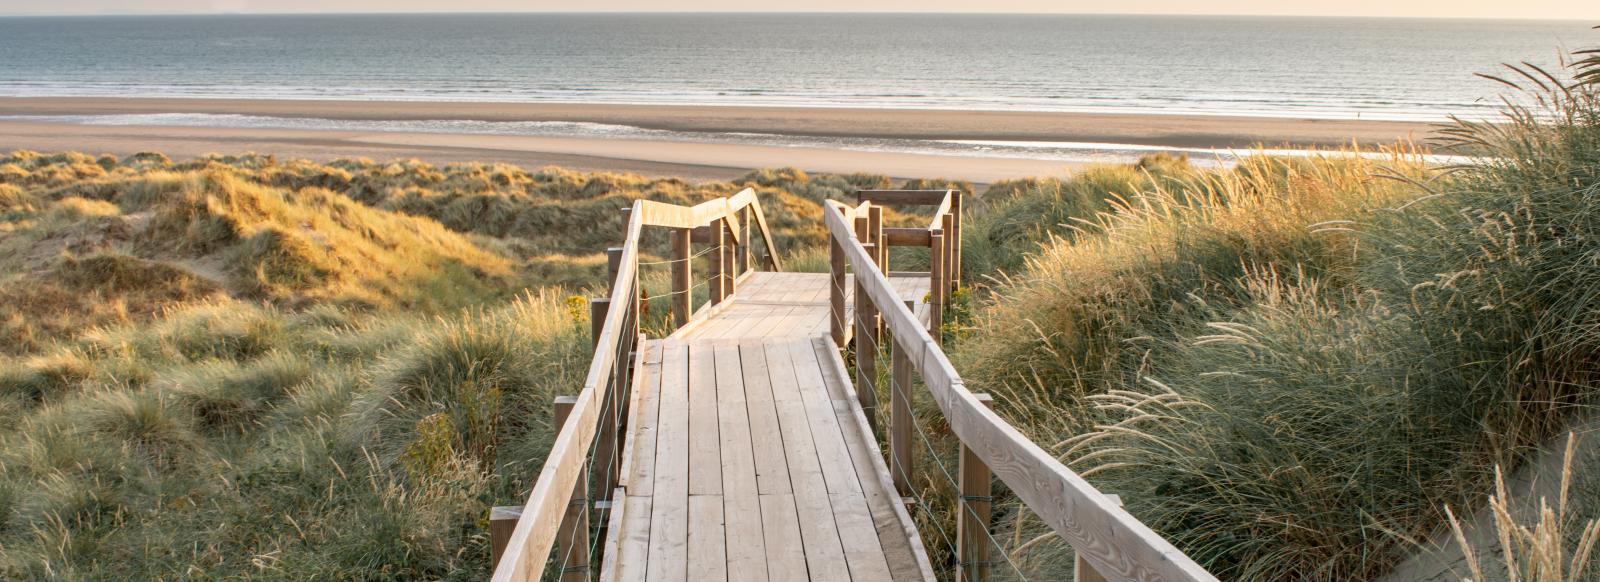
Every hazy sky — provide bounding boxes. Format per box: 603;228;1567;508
0;0;1596;20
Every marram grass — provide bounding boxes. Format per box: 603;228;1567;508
0;152;937;578
952;41;1600;580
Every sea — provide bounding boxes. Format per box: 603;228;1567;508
0;13;1593;165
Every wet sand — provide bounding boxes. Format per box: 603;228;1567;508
0;97;1440;182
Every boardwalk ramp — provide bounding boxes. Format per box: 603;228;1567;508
490;189;1219;582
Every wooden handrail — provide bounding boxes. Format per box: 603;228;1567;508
493;209;642;582
823;200;1217;582
492;188;781;581
857;189;952;206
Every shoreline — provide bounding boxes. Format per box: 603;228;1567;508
0;97;1439;149
0;97;1444;182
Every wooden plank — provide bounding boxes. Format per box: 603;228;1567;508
646;342;691;582
856;189;950;206
714;344;757;496
785;340;863;496
748;275;815;340
628;344;664;497
747;305;792;339
688;344;722;495
614;495;653;582
759;494;809;582
763;341;852;581
666;292;740;340
724;492;769;582
687;495;727;580
788;340;899;581
884;227;932;247
822;200;1218;582
599;488;627;581
831;492;897;582
739;343;791;495
1077;495;1125;582
812;337;937;581
713;343;768;581
715;304;778;340
633;191;750;243
708;305;770;339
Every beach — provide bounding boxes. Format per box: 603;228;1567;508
0;97;1440;182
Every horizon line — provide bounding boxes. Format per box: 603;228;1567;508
0;10;1595;22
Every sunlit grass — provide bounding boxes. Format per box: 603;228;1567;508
951;41;1600;580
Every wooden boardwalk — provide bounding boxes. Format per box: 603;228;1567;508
606;272;936;581
492;189;1218;582
675;271;931;341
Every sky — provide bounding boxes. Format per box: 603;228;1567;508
0;0;1596;20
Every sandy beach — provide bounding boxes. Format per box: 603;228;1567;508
0;97;1441;182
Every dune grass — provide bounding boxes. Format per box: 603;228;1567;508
0;152;948;578
950;42;1600;580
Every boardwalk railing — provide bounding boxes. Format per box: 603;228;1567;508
823;196;1218;582
491;188;779;582
832;189;963;344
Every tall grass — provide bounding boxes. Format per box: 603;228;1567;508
0;293;589;579
0;150;951;577
954;40;1600;580
1448;433;1600;582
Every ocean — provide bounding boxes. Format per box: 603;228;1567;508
0;13;1590;121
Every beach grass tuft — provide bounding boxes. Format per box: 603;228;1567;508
949;39;1600;579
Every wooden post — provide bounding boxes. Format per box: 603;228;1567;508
868;204;886;275
855;242;880;423
671;227;692;329
738;206;751;275
709;218;727;306
957;393;995;582
722;217;738;296
929;228;946;344
553;396;589;582
1074;495;1125;582
890;301;914;496
829;235;846;346
868;205;886;339
590;295;620;506
589;298;609;349
606;247;624;293
942;212;957;296
489;505;522;566
950;190;963;286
